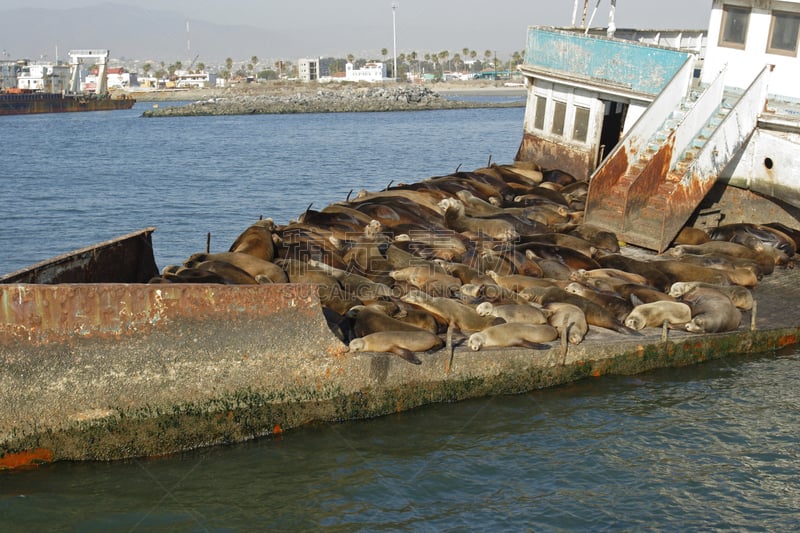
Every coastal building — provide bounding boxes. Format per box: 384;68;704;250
173;69;216;88
89;67;138;89
298;58;319;82
345;61;386;82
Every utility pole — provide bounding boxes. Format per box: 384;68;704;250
392;3;398;82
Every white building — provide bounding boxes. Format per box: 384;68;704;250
174;69;216;88
345;62;386;82
16;63;71;92
298;58;320;82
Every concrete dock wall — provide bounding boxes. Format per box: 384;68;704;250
2;276;798;469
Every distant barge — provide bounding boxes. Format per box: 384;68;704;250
0;49;134;116
0;89;134;115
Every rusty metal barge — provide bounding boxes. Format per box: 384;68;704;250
0;49;134;116
3;0;800;469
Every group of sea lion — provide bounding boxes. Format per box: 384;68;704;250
150;163;800;364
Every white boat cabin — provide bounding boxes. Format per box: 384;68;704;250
517;0;800;252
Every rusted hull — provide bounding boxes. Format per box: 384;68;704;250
0;228;159;284
516;132;595;181
2;267;799;469
0;92;135;115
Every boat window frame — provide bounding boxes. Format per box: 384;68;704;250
551;100;567;136
766;9;800;56
572;105;591;144
533;94;547;131
719;4;751;50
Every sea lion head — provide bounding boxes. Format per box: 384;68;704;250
348;338;366;352
685;318;707;333
475;302;494;316
624;314;646;331
467;333;485;351
669;281;695;298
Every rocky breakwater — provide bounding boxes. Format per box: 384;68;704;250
141;85;522;117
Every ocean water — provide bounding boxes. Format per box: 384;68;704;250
1;102;799;531
0;100;525;275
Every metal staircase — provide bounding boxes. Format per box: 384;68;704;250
584;65;771;253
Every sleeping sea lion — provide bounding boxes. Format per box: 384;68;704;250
624;301;692;330
229;220;276;261
564;282;633;321
401;289;500;332
347;304;435;338
348;330;444;364
543;302;588;344
475;302;548;324
519;286;637;335
680;286;742;334
467;323;557;351
185;251;288;283
668;281;753;310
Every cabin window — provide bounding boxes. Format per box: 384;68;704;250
552;101;567;136
573;106;591;143
767;10;800;56
533;95;547;130
719;4;750;49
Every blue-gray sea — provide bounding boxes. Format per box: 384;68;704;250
2;99;799;532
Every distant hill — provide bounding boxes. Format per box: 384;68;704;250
0;2;299;66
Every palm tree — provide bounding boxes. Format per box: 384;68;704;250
225;57;234;80
438;50;449;75
250;55;259;80
142;63;151;77
381;47;388;63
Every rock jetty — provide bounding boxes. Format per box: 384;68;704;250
141;85;523;117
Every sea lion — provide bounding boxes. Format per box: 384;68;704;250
229;220;276;261
401;289;500;332
389;265;461;296
467;323;557;351
439;198;519;241
680;286;742;334
624;301;692;330
668;281;754;310
709;222;796;257
347;304;435;338
613;283;677;304
568;224;620;253
667;242;775;275
564;282;633;321
486;270;548;292
475;302;548;324
650;258;740;286
161;265;245;285
191;261;260;285
305;259;393;301
519;285;636;334
185;251;288;283
348;330;444;364
673;226;710;245
543;302;588;344
570;267;650;286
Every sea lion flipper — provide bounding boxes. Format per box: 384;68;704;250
522;341;549;350
392;348;422;365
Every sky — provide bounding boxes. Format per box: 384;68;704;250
1;0;712;62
